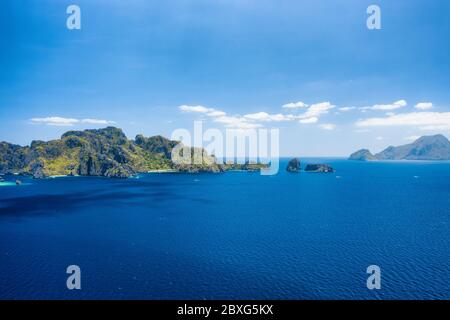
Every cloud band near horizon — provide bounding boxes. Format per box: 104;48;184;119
30;117;116;127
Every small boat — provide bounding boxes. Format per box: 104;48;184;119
15;180;22;186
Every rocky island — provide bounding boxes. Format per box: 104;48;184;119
349;134;450;161
0;127;266;178
304;164;335;173
348;149;376;161
285;158;335;173
286;158;301;172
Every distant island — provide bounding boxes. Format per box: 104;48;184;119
286;158;335;173
349;134;450;161
0;127;266;178
286;158;301;172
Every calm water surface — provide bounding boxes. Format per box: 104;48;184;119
0;159;449;299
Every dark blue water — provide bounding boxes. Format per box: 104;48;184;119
0;159;449;299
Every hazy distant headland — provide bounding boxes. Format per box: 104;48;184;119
0;127;265;179
349;134;450;161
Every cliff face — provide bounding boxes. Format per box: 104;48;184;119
0;142;29;174
134;134;178;159
0;127;263;178
349;134;450;161
375;134;450;160
349;149;376;161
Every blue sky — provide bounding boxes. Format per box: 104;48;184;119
1;0;449;156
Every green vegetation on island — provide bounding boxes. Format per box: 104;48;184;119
304;164;335;173
0;127;267;178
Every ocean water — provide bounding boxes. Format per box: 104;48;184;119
0;158;449;300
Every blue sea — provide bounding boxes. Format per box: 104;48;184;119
0;159;449;300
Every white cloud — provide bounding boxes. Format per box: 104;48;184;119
405;135;420;141
282;101;308;109
301;102;335;119
299;117;318;124
414;102;433;110
179;105;261;129
355;111;450;131
213;115;262;129
339;107;356;112
31;117;80;126
81;118;116;125
243;112;295;122
179;105;226;118
206;110;226;117
179;105;212;113
238;101;334;126
361;100;407;111
30;117;115;127
243;112;274;121
319;123;336;130
179;101;335;129
376;136;383;141
419;125;450;131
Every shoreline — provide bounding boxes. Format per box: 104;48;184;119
147;169;178;173
0;181;18;187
